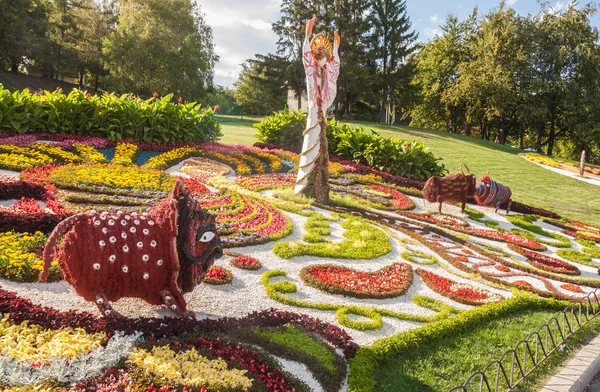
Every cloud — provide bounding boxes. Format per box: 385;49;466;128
506;0;519;5
429;14;441;25
197;0;281;87
424;27;442;38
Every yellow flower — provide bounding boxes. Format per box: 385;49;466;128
0;315;107;365
127;346;253;389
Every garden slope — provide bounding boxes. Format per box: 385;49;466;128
218;116;600;226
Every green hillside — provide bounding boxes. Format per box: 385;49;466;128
217;115;600;226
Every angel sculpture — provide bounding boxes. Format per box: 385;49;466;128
294;16;340;203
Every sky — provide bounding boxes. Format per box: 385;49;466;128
198;0;600;88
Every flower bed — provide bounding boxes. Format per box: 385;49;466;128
508;244;581;275
0;179;69;233
110;143;138;165
300;263;413;299
370;184;415;210
0;286;358;391
230;254;262;270
416;268;504;306
445;225;546;251
49;164;174;192
203;266;233;285
236;173;296;191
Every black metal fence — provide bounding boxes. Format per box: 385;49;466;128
448;291;600;392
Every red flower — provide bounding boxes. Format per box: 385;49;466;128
178;96;183;104
417;268;503;306
153;92;158;98
213;105;220;111
301;263;413;299
230;255;262;270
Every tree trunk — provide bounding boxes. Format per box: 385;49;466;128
94;75;100;94
79;72;84;89
297;90;302;112
10;58;19;72
536;123;544;153
465;123;471;137
519;126;525;150
547;115;556;156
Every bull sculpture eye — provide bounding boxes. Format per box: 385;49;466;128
199;231;215;243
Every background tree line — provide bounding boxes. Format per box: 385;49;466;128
235;0;600;162
0;0;217;100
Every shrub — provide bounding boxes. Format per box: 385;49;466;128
327;120;446;180
254;109;307;153
0;86;221;144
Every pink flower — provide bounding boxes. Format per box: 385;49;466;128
152;92;158;98
213;105;220;111
178;96;183;104
402;144;409;153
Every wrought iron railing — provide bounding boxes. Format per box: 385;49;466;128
448;291;600;392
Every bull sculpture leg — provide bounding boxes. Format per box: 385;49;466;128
95;292;122;318
461;201;466;213
160;289;194;317
438;201;443;213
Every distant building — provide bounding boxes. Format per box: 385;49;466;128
287;88;308;112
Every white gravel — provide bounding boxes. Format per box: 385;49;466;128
3;171;596;347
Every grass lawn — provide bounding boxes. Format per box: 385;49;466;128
218;116;600;226
216;115;263;146
374;307;600;392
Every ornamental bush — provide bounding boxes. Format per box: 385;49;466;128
254;108;306;153
0;86;222;144
327;120;447;180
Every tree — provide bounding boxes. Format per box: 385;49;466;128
532;2;599;156
368;0;418;123
102;0;217;99
234;54;288;115
409;12;477;133
45;0;86;78
0;0;48;72
72;0;117;91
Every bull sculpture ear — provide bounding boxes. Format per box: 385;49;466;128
171;177;186;199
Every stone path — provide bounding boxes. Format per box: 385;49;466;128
541;334;600;392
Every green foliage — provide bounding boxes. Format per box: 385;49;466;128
401;250;437;265
556;249;596;267
0;86;221;144
576;238;597;248
348;295;569;392
272;217;391;259
301;214;331;243
254;109;306;152
255;325;337;374
234;54;290;115
336;306;383;331
506;214;571;248
583;247;600;258
327;119;447;180
102;0;216;99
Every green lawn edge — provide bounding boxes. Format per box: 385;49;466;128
347;295;570;392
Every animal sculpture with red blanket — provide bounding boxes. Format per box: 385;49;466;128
474;173;512;213
39;177;223;318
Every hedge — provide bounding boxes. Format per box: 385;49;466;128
0;86;221;144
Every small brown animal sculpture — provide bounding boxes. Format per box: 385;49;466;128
422;165;477;213
38;177;223;318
